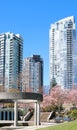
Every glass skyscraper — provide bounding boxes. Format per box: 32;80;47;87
49;16;77;89
0;32;23;91
22;55;43;93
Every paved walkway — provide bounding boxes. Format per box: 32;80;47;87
1;122;57;130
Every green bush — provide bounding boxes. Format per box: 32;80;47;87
68;110;77;120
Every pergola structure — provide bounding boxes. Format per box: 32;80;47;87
0;92;43;126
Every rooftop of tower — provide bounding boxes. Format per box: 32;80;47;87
56;16;75;24
50;16;75;30
0;32;23;39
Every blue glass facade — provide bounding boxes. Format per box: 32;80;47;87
0;32;23;91
22;55;43;93
49;16;77;89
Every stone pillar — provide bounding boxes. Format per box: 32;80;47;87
37;101;40;125
8;111;9;120
14;100;18;126
12;111;14;120
34;101;40;126
34;102;37;125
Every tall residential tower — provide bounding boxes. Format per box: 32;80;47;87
22;55;43;93
0;32;23;91
49;16;77;89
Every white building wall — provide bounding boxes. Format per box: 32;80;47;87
49;16;77;89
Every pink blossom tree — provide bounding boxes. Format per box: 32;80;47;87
41;85;66;112
41;85;77;112
50;85;66;112
65;89;77;106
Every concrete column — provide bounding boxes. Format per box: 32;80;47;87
34;101;40;126
34;102;37;125
37;101;40;125
11;111;14;120
7;111;9;120
14;100;18;126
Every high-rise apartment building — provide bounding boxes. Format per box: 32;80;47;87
22;55;43;93
49;16;77;89
0;32;23;91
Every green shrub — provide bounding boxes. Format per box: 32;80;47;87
68;110;77;120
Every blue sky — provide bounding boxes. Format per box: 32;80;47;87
0;0;77;86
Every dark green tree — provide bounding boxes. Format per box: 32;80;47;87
51;78;57;88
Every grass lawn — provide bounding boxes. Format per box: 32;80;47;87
37;120;77;130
